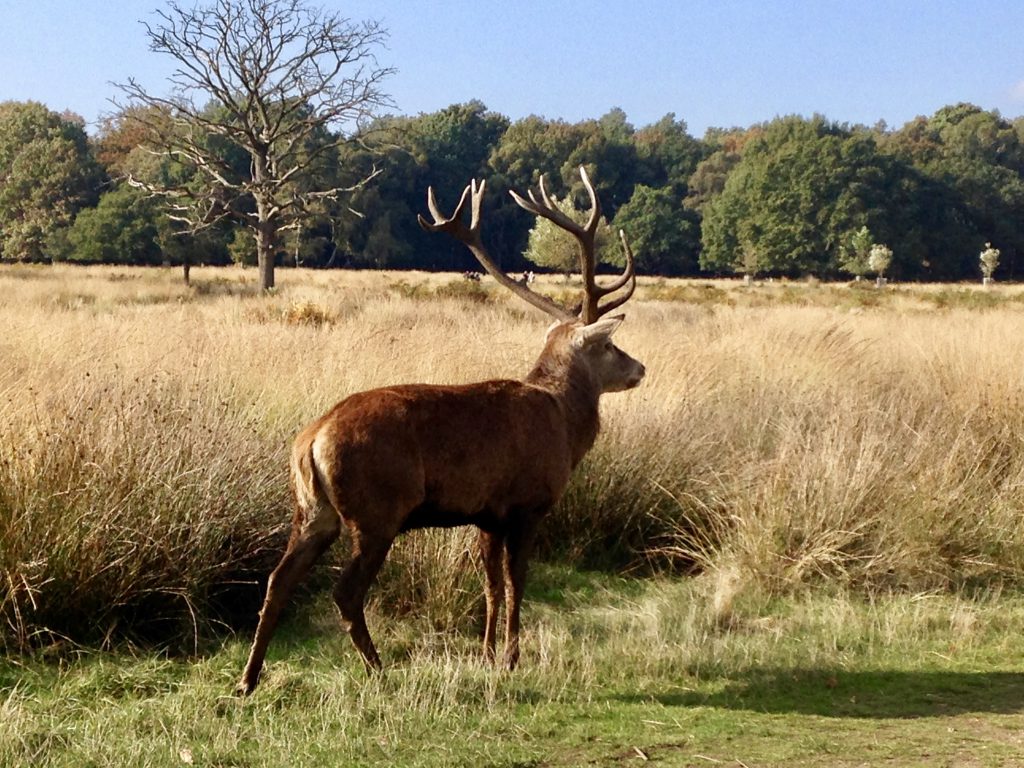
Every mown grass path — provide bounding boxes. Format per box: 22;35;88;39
3;572;1024;767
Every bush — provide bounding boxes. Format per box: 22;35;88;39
0;374;288;651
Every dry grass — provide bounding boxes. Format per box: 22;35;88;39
3;264;1024;649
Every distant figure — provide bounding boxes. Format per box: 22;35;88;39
462;270;482;282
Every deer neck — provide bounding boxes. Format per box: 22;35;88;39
524;347;602;467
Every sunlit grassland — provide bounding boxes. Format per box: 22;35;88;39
3;264;1024;765
4;264;1024;643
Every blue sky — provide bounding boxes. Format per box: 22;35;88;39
3;0;1022;136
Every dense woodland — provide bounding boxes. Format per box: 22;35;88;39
1;98;1023;280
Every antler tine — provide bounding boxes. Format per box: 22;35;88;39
590;230;636;296
536;175;559;217
469;178;484;231
574;169;635;323
578;166;601;237
511;175;586;237
420;180;575;322
570;166;603;324
419;181;479;238
587;230;637;318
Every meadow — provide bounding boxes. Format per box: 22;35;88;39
2;264;1024;766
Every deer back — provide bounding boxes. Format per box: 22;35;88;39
293;379;577;535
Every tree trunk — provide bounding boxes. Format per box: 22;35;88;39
253;170;277;291
255;220;276;291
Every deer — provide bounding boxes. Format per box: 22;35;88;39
236;166;645;696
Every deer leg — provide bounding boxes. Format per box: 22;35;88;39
477;528;505;664
237;523;339;696
502;522;538;671
333;532;393;671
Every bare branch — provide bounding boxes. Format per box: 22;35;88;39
113;0;393;288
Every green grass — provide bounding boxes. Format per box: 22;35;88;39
3;569;1024;767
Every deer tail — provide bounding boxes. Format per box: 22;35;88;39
291;436;321;514
289;428;341;535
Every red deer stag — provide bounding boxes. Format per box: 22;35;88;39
237;166;644;695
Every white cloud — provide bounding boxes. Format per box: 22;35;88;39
1009;80;1024;103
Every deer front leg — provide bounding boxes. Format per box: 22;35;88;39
502;521;539;671
477;528;505;664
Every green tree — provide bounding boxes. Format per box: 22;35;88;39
489;116;584;193
980;242;1000;281
839;225;874;278
877;105;1024;279
563;109;639;219
487;116;588;269
339;103;512;271
227;227;257;266
633;113;705;194
116;0;393;290
699;116;895;277
0;101;101;260
94;105;170;179
415;102;512;269
611;184;700;275
684;127;757;212
895;104;1024;278
412;101;509;188
62;185;161;264
868;243;893;280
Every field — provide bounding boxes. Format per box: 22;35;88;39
3;264;1024;766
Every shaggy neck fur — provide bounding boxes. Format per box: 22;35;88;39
523;325;602;468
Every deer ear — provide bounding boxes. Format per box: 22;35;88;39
544;320;565;343
572;314;624;348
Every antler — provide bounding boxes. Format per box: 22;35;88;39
510;166;635;324
418;179;575;321
418;167;636;325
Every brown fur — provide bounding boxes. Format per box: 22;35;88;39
236;318;644;694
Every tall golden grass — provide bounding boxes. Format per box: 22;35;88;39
2;263;1024;650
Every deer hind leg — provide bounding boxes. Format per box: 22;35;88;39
237;510;340;696
332;530;393;671
477;528;505;664
502;521;539;671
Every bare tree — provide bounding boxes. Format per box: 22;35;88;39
116;0;393;290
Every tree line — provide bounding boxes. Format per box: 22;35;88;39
2;97;1022;281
